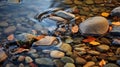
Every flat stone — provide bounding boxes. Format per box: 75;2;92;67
87;50;100;55
116;48;120;55
4;26;16;34
31;53;39;58
60;43;72;52
64;63;75;67
49;16;67;23
83;61;95;67
35;58;54;65
0;21;8;27
74;0;82;5
110;26;120;36
94;0;104;4
97;44;110;52
75;57;87;64
50;50;65;58
85;0;94;5
62;0;73;4
79;16;109;35
61;56;74;63
53;59;64;67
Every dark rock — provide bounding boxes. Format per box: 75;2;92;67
110;26;120;36
103;63;119;67
75;57;87;65
110;7;120;17
61;56;74;63
53;59;64;67
116;60;120;65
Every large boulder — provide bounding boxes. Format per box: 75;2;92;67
79;16;109;35
110;7;120;17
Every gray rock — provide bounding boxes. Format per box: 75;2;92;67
75;57;87;65
60;43;72;52
64;63;75;67
0;21;8;27
28;49;37;54
117;60;120;65
79;16;109;35
4;26;16;34
110;7;120;17
54;10;75;20
110;26;120;36
103;63;119;67
35;58;54;65
31;53;39;58
18;56;25;62
97;44;110;52
85;0;94;4
87;50;100;55
50;50;65;58
61;56;74;63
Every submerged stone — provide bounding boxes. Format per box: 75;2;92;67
110;7;120;17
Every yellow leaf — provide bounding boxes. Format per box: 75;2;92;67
112;22;120;26
7;34;14;41
89;41;100;45
101;12;109;17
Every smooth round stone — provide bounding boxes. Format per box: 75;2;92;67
75;57;87;65
79;16;109;35
103;63;119;67
97;44;110;52
5;62;16;67
74;47;85;51
83;61;95;67
19;63;24;67
31;53;39;58
0;21;8;27
35;58;54;65
53;59;64;67
64;63;75;67
4;26;16;34
110;7;120;17
50;50;65;58
85;0;94;5
116;48;120;55
87;50;100;55
28;49;37;54
60;43;72;52
61;56;74;63
25;56;33;63
18;56;25;62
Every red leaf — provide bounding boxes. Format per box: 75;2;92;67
82;36;96;42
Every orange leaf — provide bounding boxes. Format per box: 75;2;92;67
112;22;120;26
71;25;79;33
89;41;100;45
99;59;106;67
7;34;14;41
101;12;109;17
35;35;45;40
82;36;96;42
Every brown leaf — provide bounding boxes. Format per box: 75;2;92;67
82;36;96;43
71;25;79;33
7;34;14;41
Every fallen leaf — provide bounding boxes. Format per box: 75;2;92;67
15;48;29;53
82;36;96;42
112;22;120;26
35;35;45;40
99;59;106;67
71;25;79;33
89;41;100;45
101;12;109;17
7;34;14;41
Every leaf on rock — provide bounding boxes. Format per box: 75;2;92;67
7;34;14;41
101;12;109;17
99;59;106;67
112;22;120;26
89;41;100;45
82;36;96;42
71;25;79;33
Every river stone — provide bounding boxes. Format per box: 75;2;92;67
117;60;120;65
4;26;16;34
54;10;75;20
50;50;65;58
31;53;39;58
110;26;120;36
62;0;73;4
103;63;119;67
97;44;110;52
60;43;72;52
18;55;25;62
87;50;100;55
94;0;104;4
53;59;64;67
75;57;87;65
79;16;109;35
0;21;8;27
61;56;74;63
28;49;37;54
110;7;120;17
25;56;33;63
116;48;120;55
35;58;54;65
83;61;95;67
85;0;94;5
0;49;8;62
64;63;75;67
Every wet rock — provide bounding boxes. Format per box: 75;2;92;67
75;57;87;65
94;0;104;4
50;50;65;58
0;48;8;62
61;56;74;63
18;56;25;62
74;0;82;5
49;16;67;23
64;63;75;67
103;63;119;67
31;53;39;58
34;36;56;46
78;51;87;56
6;62;16;67
60;43;72;52
53;59;64;67
97;44;110;52
117;60;120;65
54;10;75;20
73;38;82;44
112;38;120;45
110;7;120;17
66;51;73;56
19;63;24;67
25;56;33;63
4;26;16;34
65;37;73;43
79;9;89;15
116;48;120;55
42;50;51;53
85;0;94;5
83;61;95;67
62;0;73;4
79;16;109;35
107;56;117;62
110;26;120;36
100;38;111;44
87;50;100;55
28;49;37;54
0;21;8;27
35;58;54;65
74;47;85;51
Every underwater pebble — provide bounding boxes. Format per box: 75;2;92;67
25;56;33;63
50;50;65;58
64;63;75;67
